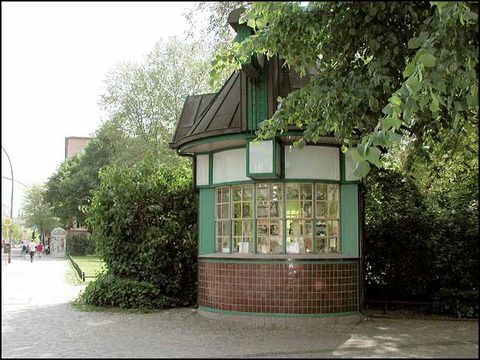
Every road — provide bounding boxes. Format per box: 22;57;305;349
2;247;478;358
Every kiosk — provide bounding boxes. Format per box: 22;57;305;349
170;9;362;321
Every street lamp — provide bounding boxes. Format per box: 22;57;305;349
2;146;14;263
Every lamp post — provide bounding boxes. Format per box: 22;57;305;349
2;146;14;263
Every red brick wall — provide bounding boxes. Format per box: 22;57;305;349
198;259;359;315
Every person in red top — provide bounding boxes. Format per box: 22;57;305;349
36;242;43;258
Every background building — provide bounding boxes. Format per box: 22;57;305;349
65;136;91;160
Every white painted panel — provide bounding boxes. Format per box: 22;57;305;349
196;154;209;186
213;148;249;184
249;140;273;174
345;152;361;181
284;145;340;180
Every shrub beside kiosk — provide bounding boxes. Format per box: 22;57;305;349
170;9;362;323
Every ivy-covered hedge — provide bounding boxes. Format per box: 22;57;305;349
365;168;478;318
66;233;96;256
78;155;198;309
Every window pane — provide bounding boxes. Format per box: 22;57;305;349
270;221;281;236
243;185;253;201
249;140;273;173
328;202;338;217
233;236;253;253
221;237;230;253
257;221;268;236
242;202;252;218
256;184;269;201
256;219;283;254
270;201;282;218
221;221;230;237
316;201;327;218
287;219;313;254
302;201;313;218
257;202;268;218
286;200;301;218
286;183;299;200
327;185;338;201
221;204;229;219
232;186;242;201
233;220;242;236
300;184;313;200
257;237;268;254
221;188;230;203
196;154;209;186
316;184;327;200
272;184;283;201
232;202;241;219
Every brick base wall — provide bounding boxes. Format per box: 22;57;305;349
198;259;359;315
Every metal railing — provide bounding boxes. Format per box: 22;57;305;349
67;254;96;282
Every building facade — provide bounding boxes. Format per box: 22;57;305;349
65;136;91;160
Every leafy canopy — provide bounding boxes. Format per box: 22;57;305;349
212;1;478;178
21;184;59;238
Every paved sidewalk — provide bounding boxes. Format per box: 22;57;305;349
2;249;478;358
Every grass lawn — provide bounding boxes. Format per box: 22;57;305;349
70;255;106;283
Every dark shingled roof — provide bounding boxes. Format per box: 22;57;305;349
170;71;243;149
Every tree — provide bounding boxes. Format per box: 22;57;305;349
79;154;198;309
44;119;124;228
100;36;216;165
22;184;59;241
45;37;217;228
185;1;248;88
213;2;478;177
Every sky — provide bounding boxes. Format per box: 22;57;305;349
2;1;200;218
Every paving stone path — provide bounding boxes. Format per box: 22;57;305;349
2;248;478;358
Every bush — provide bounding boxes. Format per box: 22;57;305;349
365;167;478;317
79;272;175;309
67;234;96;256
78;154;198;309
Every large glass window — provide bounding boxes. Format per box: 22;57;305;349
315;184;340;253
215;182;340;254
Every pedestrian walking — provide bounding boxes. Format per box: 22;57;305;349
28;240;36;263
21;240;27;259
36;242;43;258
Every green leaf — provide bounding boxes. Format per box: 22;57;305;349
387;131;403;143
403;61;416;78
357;143;367;157
418;53;436;68
382;103;393;115
352;160;370;178
247;18;256;29
408;37;421;49
382;116;401;129
429;96;439;113
453;114;461;129
466;95;478;108
389;95;402;106
366;146;382;167
348;148;365;162
406;76;422;94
